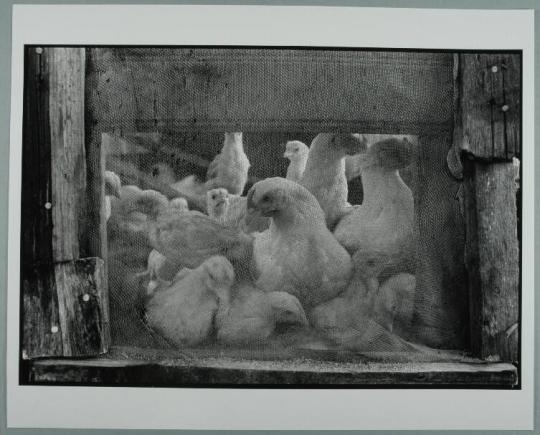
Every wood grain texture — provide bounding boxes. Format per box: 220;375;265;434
22;259;108;358
21;47;59;359
22;47;110;358
54;258;109;356
454;53;521;362
86;48;454;134
21;47;54;267
22;267;63;358
454;53;521;160
462;160;520;362
48;47;87;261
26;354;517;387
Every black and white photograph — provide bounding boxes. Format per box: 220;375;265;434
19;45;522;388
5;4;534;431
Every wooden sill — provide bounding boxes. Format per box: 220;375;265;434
22;345;518;388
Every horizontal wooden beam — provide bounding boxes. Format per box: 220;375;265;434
87;48;454;134
25;356;517;388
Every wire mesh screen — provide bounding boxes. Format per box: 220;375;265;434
94;47;468;362
86;48;454;134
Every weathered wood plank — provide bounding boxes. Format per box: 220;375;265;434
22;267;63;358
54;258;109;356
25;357;517;387
21;46;59;359
48;47;87;262
86;48;454;134
22;47;110;358
21;47;54;266
454;53;521;362
22;259;108;358
462;160;520;362
503;55;521;158
454;53;521;160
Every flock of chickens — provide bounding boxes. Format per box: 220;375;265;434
105;131;418;352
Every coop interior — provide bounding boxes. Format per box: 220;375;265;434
97;48;473;365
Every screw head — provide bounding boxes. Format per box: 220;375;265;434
35;47;43;54
51;325;59;333
491;65;498;73
502;104;510;112
44;202;52;210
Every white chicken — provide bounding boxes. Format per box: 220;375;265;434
373;273;416;335
145;255;235;347
170;174;207;200
247;177;353;308
104;170;121;222
144;203;254;270
284;140;309;183
144;249;180;295
309;270;416;352
206;188;244;228
206;187;269;233
144;197;190;295
206;132;250;195
214;282;309;345
299;133;368;229
334;137;415;278
170;196;189;212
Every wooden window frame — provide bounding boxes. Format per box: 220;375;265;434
19;46;521;388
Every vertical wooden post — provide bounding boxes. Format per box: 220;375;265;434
454;53;521;362
462;160;520;362
48;48;88;262
21;47;109;358
21;46;62;357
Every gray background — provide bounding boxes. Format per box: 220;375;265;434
0;0;537;434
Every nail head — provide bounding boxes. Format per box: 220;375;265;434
502;104;509;112
35;47;43;54
491;65;498;73
51;325;59;333
44;202;52;210
82;294;90;302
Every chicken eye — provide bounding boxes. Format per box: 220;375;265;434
152;168;159;177
211;194;216;200
261;194;271;202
